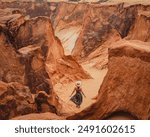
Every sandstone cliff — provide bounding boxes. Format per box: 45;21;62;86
12;16;89;85
1;2;149;65
0;25;59;119
0;1;150;120
127;10;150;42
71;4;150;60
50;2;150;69
0;9;89;119
0;27;25;84
68;40;150;120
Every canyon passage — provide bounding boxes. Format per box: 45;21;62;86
0;0;150;120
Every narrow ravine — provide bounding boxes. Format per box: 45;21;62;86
54;62;108;114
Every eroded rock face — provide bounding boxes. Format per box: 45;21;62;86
68;40;150;120
52;2;87;30
1;2;149;64
0;1;51;18
69;4;150;69
72;4;149;59
0;16;54;95
52;2;88;55
18;45;53;94
1;1;150;120
83;29;121;69
71;3;138;59
127;10;150;42
0;81;35;120
13;17;89;85
0;27;25;84
0;8;90;118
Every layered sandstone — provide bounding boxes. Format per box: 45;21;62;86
72;4;149;58
68;40;150;120
0;26;60;118
12;17;89;85
0;2;150;63
0;9;89;119
0;1;150;120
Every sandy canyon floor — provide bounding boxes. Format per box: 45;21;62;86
54;62;107;114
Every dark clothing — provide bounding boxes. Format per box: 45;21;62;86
70;91;83;106
70;87;83;106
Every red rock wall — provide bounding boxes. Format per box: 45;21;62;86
68;40;150;120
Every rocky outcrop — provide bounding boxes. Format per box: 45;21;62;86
0;2;150;62
72;4;147;60
12;17;60;94
0;81;35;120
82;29;121;69
0;27;25;84
0;1;51;18
52;2;88;55
13;17;89;85
70;3;150;70
127;10;150;42
0;16;54;94
18;45;53;94
0;1;150;120
0;12;89;119
68;40;150;120
0;23;58;119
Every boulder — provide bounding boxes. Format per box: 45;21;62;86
0;81;35;120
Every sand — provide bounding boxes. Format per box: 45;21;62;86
54;62;108;113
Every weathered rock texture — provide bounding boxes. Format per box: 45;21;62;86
49;2;150;69
0;1;150;120
68;40;150;120
1;2;150;67
72;4;150;60
13;17;89;85
127;10;150;42
15;17;62;94
0;1;51;18
0;81;35;120
83;29;121;69
0;8;89;119
0;27;25;84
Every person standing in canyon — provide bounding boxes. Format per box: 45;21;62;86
70;81;86;108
